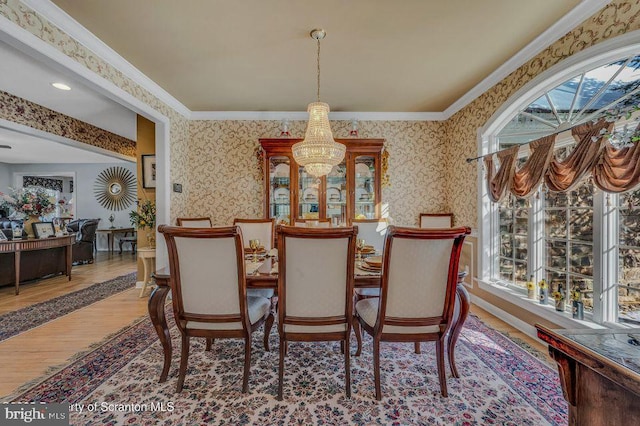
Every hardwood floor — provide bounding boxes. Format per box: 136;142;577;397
0;253;550;398
0;251;145;397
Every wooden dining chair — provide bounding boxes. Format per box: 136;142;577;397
276;225;357;400
352;218;388;253
176;217;213;227
354;225;470;400
293;219;331;227
159;225;274;393
233;218;275;251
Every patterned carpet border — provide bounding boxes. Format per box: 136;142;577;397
8;311;567;425
0;272;137;342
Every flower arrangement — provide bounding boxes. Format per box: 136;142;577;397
571;288;582;302
129;200;156;230
526;281;535;291
538;279;547;290
0;187;56;218
551;291;564;301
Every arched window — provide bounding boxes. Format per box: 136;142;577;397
480;34;640;325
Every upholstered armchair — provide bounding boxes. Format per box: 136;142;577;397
66;219;100;264
276;225;357;400
176;217;212;227
159;225;274;393
234;218;276;301
354;225;470;399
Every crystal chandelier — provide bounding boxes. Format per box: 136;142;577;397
292;29;345;178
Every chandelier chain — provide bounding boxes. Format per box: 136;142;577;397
316;38;321;102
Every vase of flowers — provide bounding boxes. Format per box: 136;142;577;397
526;275;536;299
129;200;156;248
0;187;56;238
552;290;565;311
571;287;584;320
538;279;548;305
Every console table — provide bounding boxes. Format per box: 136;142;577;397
0;235;75;295
536;324;640;426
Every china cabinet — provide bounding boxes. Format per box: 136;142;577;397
259;138;384;226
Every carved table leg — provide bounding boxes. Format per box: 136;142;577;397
447;283;470;378
148;281;171;382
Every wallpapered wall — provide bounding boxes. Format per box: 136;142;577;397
188;119;447;226
3;0;640;229
0;90;136;157
443;0;640;228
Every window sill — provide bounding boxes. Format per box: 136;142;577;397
477;280;608;330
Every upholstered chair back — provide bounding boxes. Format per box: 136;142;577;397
294;220;331;228
378;226;469;333
277;226;356;332
160;225;247;331
234;219;275;251
352;219;388;252
176;217;213;227
419;213;453;229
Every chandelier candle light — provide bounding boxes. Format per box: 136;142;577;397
292;29;346;178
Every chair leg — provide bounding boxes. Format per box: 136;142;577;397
353;317;362;357
414;342;421;354
278;337;286;400
340;341;345;354
345;335;351;398
264;313;275;351
436;339;448;397
242;335;251;393
373;338;382;401
176;334;190;393
205;338;213;351
448;337;459;378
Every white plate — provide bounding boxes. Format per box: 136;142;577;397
356;187;371;201
326;186;341;202
273;187;289;202
355;163;371;178
273;163;290;178
302;187;318;202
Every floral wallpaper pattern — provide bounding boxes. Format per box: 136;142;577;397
2;0;640;229
0;90;136;157
23;176;63;192
189;119;447;227
443;0;640;228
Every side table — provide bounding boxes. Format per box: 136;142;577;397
138;247;156;298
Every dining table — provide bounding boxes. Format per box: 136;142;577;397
148;256;470;383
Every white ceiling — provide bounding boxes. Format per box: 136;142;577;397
0;40;136;140
0;127;127;164
48;0;584;112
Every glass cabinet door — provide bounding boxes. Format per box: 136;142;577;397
298;166;320;220
326;163;347;226
354;155;376;220
268;156;291;224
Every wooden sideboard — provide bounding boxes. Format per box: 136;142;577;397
536;324;640;426
0;235;75;295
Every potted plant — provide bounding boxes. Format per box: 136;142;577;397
526;275;536;299
129;200;156;248
538;279;548;305
551;290;565;312
0;187;56;238
571;287;584;320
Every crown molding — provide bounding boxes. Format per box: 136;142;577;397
190;110;446;121
20;0;609;122
22;0;191;118
442;0;610;119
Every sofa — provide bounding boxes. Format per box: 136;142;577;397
66;219;100;264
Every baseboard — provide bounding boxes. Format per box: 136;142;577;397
135;281;144;289
471;295;541;342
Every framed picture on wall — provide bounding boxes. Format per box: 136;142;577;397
142;154;156;189
33;222;55;239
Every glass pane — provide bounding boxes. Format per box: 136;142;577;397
570;243;593;276
298;166;320;220
573;277;594;313
514;235;527;261
545;210;567;238
499;258;514;282
547;270;567;294
354;155;375;219
547;76;581;122
546;191;568;208
619;248;640;286
326;163;346;226
571;181;593;208
269;156;290;223
618;284;640;322
500;234;513;258
570;209;593;241
546;240;566;271
514;261;528;288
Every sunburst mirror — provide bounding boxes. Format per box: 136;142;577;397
94;167;137;211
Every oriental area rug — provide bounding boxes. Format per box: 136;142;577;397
0;272;136;342
9;313;567;425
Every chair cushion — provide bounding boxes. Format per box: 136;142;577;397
355;298;440;334
247;288;275;298
355;288;380;297
186;296;270;330
284;323;347;333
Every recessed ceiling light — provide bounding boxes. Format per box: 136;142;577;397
51;82;71;91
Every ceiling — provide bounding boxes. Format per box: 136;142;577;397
0;40;136;140
50;0;583;112
0;127;128;164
